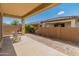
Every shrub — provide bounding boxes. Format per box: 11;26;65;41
25;25;35;33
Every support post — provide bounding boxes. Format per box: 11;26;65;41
21;18;25;34
0;12;3;48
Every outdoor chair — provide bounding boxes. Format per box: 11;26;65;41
12;30;22;43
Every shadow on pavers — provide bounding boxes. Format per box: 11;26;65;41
0;36;17;56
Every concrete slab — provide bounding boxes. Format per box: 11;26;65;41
13;35;66;56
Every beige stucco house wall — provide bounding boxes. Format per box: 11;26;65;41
75;19;79;27
41;17;79;28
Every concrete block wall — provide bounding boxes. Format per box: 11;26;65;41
2;25;17;36
36;27;79;43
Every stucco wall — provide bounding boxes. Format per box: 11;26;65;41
41;19;77;27
75;19;79;27
65;22;71;27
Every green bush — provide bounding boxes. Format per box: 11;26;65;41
25;25;35;33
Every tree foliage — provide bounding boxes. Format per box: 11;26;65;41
11;20;19;25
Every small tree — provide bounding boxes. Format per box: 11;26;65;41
11;20;19;25
11;20;20;43
11;20;19;31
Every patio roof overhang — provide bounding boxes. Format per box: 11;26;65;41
0;3;60;19
0;3;60;34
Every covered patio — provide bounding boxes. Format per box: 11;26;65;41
0;3;79;56
0;3;59;47
0;3;65;56
1;33;79;56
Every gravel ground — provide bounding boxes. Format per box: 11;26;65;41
26;34;79;56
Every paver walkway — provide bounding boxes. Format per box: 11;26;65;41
13;34;66;56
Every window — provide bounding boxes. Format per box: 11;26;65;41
54;23;65;27
60;23;65;27
54;23;58;27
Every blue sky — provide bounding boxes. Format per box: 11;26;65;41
3;3;79;24
3;17;21;24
